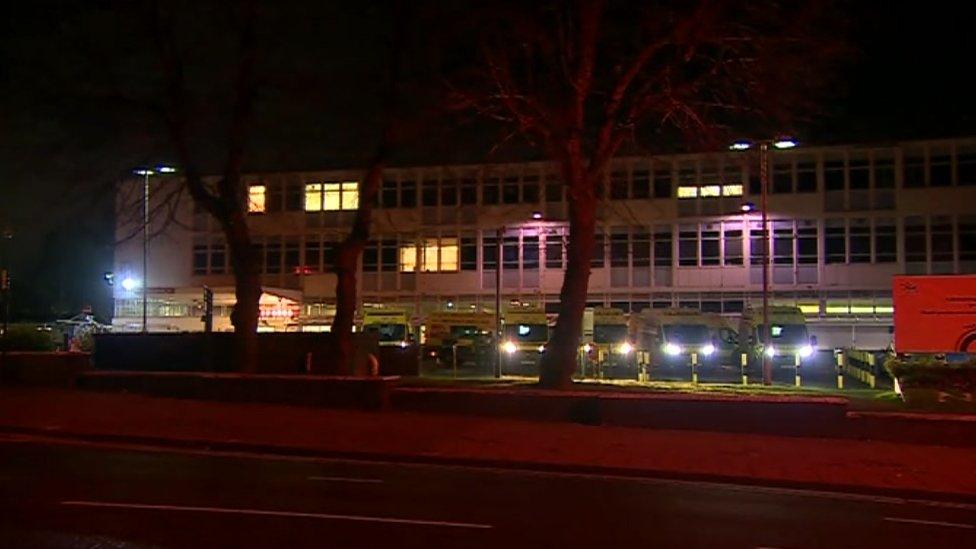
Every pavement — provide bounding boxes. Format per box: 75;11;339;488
2;438;974;548
1;387;975;502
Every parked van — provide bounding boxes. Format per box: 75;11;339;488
500;307;549;374
738;306;817;367
423;310;495;368
580;307;636;376
634;308;737;367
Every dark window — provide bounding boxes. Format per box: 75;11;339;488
460;178;477;204
284;241;300;274
267;182;283;212
610;171;629;199
503;236;519;268
482;236;498;269
610;232;629;267
931;155;951;187
773;225;794;265
653;229;672;266
633;232;651;267
678;227;698;266
193;244;208;275
797;226;817;264
545;236;563;269
523;236;540;269
959;154;976;186
210;243;226;274
849;222;871;263
460;237;477;270
502;177;519;204
422;180;438;206
591;232;605;268
772;163;792;193
959;217;976;260
874;221;896;263
545;181;562;202
749;173;761;195
265;242;281;274
285;182;303;211
824;160;844;191
522;175;540;203
304;241;321;272
904;217;927;264
653;171;672;198
849;160;869;189
903;156;925;188
931;218;954;261
874;159;895;188
483;177;500;205
363;242;379;272
322;243;335;272
381;180;397;208
380;240;398;272
750;228;766;265
724;229;743;265
632;170;650;199
825;222;846;263
701;229;720;266
400;180;416;207
797;162;817;192
441;179;457;206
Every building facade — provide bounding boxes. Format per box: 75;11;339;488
113;137;976;349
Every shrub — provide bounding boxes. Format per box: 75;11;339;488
885;356;976;392
0;325;57;352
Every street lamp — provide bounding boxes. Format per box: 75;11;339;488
133;165;177;333
1;229;12;337
730;138;798;385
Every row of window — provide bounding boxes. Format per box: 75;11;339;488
192;215;976;275
241;144;976;214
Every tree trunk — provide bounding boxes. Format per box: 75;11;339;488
539;166;596;389
225;211;261;374
330;241;363;375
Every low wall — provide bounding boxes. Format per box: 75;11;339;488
391;387;849;437
77;371;398;410
0;352;91;387
93;332;379;375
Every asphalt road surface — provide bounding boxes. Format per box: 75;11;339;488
1;435;972;548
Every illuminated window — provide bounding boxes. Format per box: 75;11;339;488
798;303;820;315
677;186;698;198
722;184;744;197
248;185;266;213
420;237;459;272
399;246;417;272
305;183;323;211
700;185;721;197
305;181;359;211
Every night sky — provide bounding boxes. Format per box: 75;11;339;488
1;1;974;321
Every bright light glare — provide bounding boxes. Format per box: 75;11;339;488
773;139;797;149
583;343;592;354
618;342;633;355
664;342;682;356
701;344;716;356
156;166;177;173
133;169;154;176
765;346;777;357
537;345;546;353
729;141;752;151
121;277;140;291
740;202;756;213
398;340;409;349
531;211;543;220
799;344;814;358
503;341;517;354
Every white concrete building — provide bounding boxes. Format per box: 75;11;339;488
113;137;976;349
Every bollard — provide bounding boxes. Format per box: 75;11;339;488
740;352;749;385
836;352;844;389
691;352;699;385
794;353;801;387
867;353;876;389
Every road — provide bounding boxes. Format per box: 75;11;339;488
1;436;973;548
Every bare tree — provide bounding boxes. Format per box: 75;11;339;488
152;2;262;371
451;0;843;388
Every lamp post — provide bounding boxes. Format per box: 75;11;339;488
133;166;176;333
1;228;12;338
730;138;796;385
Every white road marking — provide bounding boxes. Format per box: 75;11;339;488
60;500;492;530
8;433;976;514
884;517;974;529
307;475;383;484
